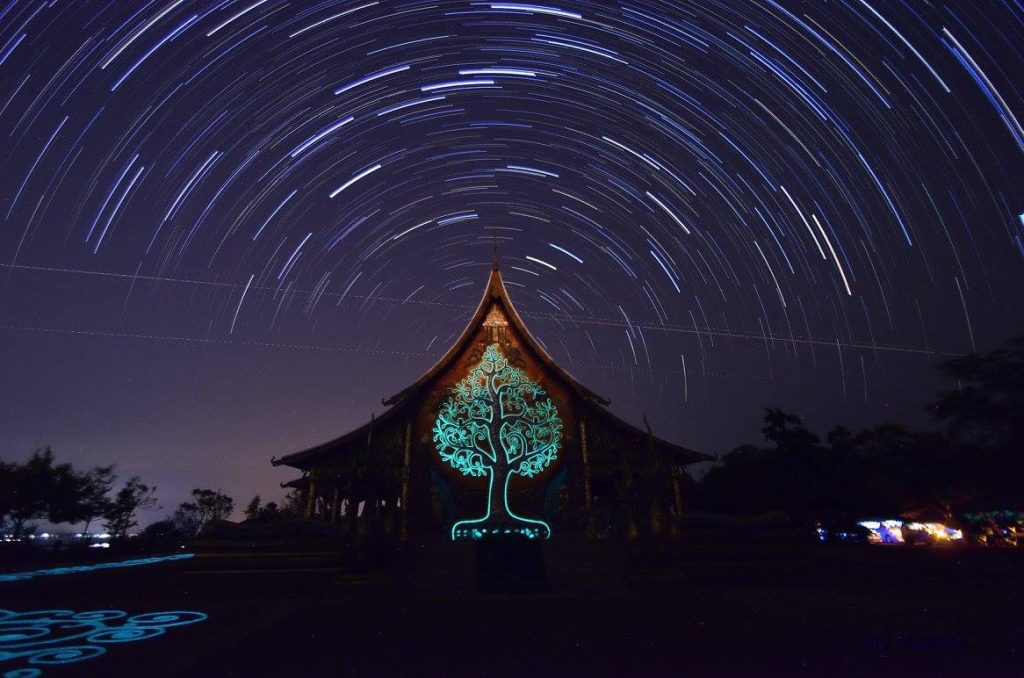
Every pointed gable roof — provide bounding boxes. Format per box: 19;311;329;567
273;263;710;469
382;261;609;407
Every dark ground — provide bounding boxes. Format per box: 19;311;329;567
2;541;1021;677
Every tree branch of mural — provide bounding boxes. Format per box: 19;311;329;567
433;343;563;540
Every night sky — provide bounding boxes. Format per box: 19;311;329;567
1;0;1022;525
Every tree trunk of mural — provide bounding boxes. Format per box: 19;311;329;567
490;463;511;523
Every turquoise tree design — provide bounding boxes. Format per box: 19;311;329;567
433;343;563;540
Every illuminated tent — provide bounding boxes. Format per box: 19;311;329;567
272;261;709;541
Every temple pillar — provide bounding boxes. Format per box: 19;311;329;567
304;474;317;519
362;494;378;535
647;463;666;543
671;465;684;539
331;485;340;523
401;419;412;540
579;418;595;537
620;448;639;544
347;497;359;536
649;494;667;543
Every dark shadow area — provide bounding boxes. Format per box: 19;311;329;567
2;541;1021;676
475;536;548;593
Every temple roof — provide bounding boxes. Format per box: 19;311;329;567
273;263;710;469
272;409;404;469
382;261;610;407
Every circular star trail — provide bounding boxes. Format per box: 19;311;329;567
1;1;1023;501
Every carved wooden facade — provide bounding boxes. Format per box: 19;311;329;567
273;263;709;541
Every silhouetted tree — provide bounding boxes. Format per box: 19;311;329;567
693;340;1024;525
258;501;280;521
5;449;56;539
171;504;202;537
842;424;962;517
140;519;185;544
0;450;120;540
0;459;15;534
60;465;117;536
172;488;234;538
930;337;1024;501
244;495;262;521
695;444;765;514
696;409;842;522
239;495;281;523
104;477;158;539
3;449;79;539
932;338;1024;446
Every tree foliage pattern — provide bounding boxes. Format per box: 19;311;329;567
433;343;562;483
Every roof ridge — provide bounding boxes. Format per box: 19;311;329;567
381;266;609;406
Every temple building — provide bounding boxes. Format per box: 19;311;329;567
272;261;709;542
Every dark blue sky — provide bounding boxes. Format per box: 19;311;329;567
1;0;1022;524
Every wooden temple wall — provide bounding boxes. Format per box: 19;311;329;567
575;409;689;543
300;415;410;539
298;407;689;544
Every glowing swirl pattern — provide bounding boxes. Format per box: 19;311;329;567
0;554;195;584
0;609;207;678
434;343;562;539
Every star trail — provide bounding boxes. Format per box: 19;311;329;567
0;0;1022;513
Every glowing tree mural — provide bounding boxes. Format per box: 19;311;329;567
433;343;563;540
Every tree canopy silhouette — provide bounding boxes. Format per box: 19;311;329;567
172;488;234;538
104;477;158;540
695;337;1024;523
0;449;119;539
930;337;1024;502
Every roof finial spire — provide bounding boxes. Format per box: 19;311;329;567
492;235;500;271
